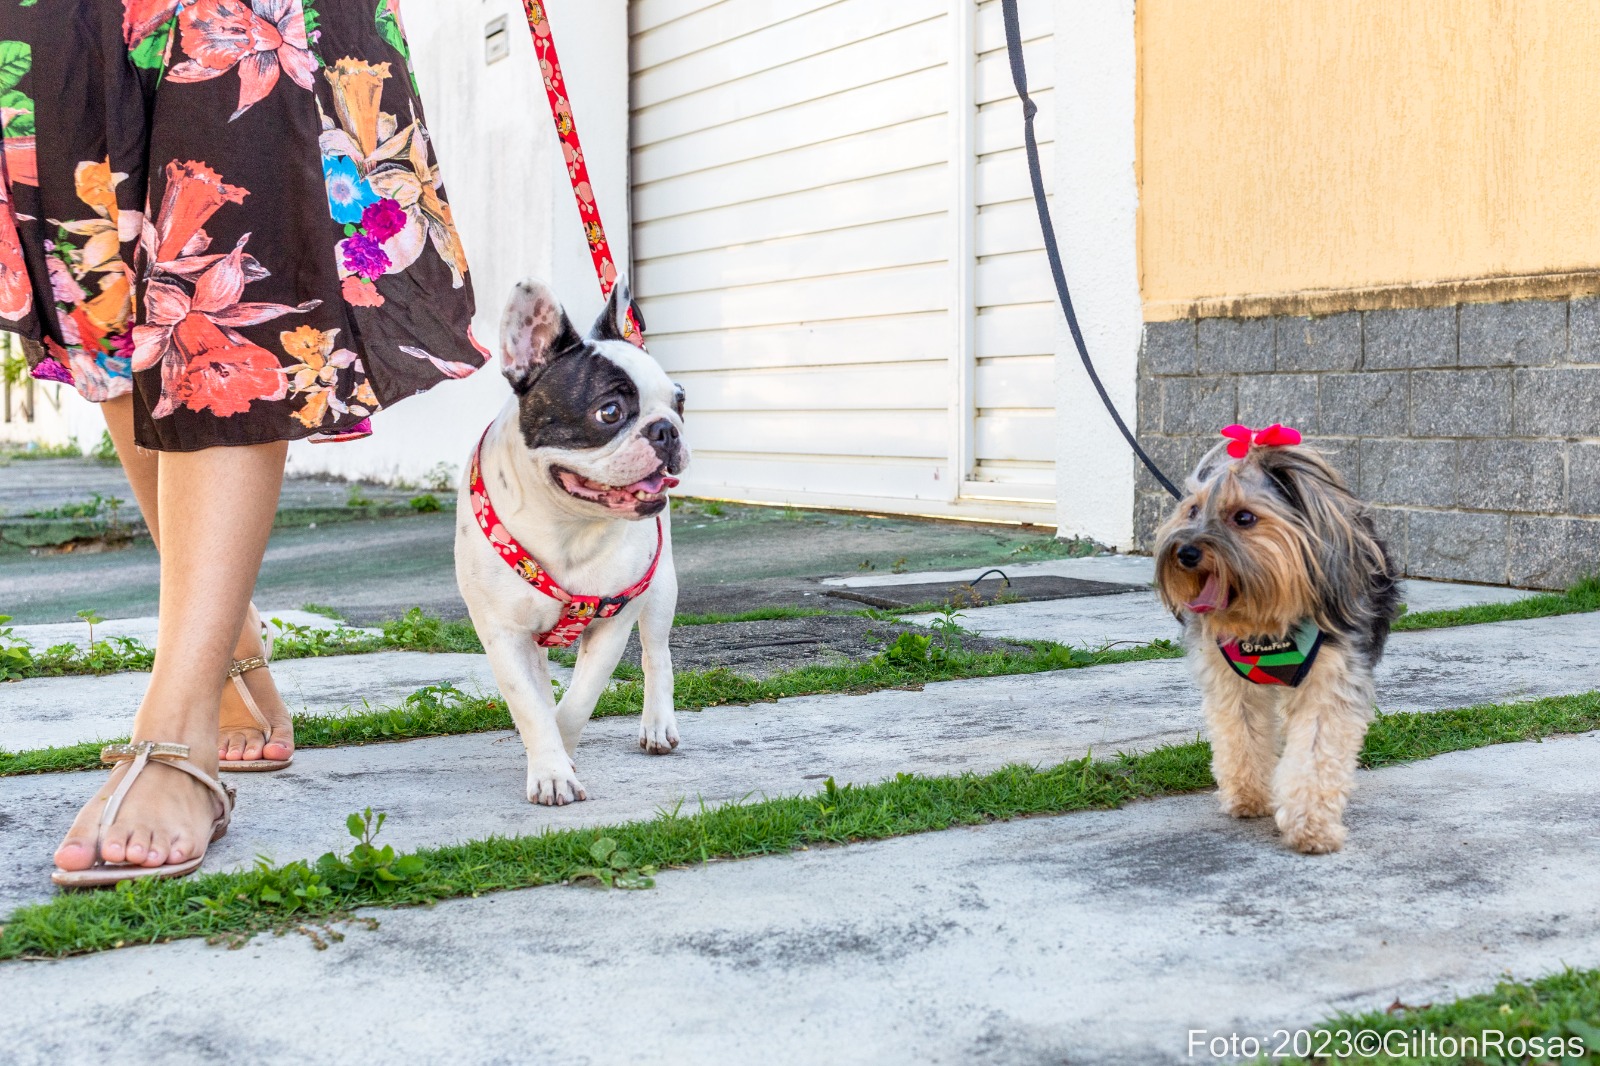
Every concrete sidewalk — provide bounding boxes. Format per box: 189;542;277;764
4;733;1596;1065
5;610;1598;915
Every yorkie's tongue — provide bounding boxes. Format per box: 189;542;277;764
1187;573;1229;614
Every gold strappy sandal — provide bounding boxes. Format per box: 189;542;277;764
221;605;293;773
52;741;236;889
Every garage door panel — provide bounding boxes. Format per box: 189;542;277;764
635;0;938;106
976;147;1046;208
975;90;1052;157
633;67;949;184
682;453;948;504
633;0;842;69
975;409;1055;464
675;361;946;412
647;312;949;373
633;116;946;221
634;18;946;148
976;252;1055;307
644;262;950;334
975;302;1058;357
976;36;1052;105
975;355;1054;408
975;198;1050;258
691;409;946;459
635;164;948;260
638;214;946;296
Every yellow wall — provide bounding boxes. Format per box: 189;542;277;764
1138;0;1600;320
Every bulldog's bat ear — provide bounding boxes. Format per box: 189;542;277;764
590;275;635;344
501;278;582;391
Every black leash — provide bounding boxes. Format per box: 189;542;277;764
999;0;1182;500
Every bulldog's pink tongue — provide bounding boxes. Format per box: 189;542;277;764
625;472;680;495
1187;573;1229;614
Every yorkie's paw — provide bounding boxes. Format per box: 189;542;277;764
1276;807;1347;854
1217;788;1274;819
526;756;588;806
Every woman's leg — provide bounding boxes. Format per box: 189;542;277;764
54;440;287;871
102;398;294;764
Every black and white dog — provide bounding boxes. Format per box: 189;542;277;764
456;277;689;805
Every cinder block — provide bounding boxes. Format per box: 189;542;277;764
1275;313;1360;372
1508;517;1600;589
1314;437;1360;490
1410;369;1512;438
1407;510;1508;583
1367;506;1408;573
1456;440;1565;514
1162;377;1236;435
1570;298;1600;364
1197;317;1274;374
1363;307;1456;369
1134;491;1170;552
1358;439;1457;508
1513;368;1600;437
1319;372;1408;436
1458;299;1566;367
1569;442;1600;515
1134;435;1192;497
1237;374;1319;434
1137;375;1160;436
1142;320;1197;376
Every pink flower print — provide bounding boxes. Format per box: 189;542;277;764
360;198;406;243
168;0;318;121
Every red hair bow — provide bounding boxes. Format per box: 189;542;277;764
1221;423;1302;459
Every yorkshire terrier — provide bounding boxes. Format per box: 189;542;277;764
1153;424;1401;853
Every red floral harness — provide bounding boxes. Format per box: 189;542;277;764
469;433;663;648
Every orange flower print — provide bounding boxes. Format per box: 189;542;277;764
169;0;318;122
282;324;377;429
123;0;186;49
133;160;319;418
0;191;30;322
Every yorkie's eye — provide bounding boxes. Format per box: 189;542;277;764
595;401;623;425
1187;505;1199;520
1233;510;1258;528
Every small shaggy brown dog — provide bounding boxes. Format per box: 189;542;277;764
1154;425;1401;853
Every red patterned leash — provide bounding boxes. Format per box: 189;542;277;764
521;1;645;347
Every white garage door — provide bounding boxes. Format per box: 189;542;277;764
629;0;1058;522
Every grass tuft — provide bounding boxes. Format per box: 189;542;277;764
1393;574;1600;632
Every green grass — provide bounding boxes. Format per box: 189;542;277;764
1260;966;1600;1064
3;689;1597;962
1393;574;1600;632
0;638;1180;777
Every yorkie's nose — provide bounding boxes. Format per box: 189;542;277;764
1176;544;1203;570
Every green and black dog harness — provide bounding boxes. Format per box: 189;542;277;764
1218;620;1325;687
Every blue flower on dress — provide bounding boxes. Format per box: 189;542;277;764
323;155;378;225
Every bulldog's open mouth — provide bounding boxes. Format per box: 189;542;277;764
553;465;680;512
1186;572;1232;614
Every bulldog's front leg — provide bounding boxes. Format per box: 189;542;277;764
479;625;586;805
554;613;636;756
636;580;679;755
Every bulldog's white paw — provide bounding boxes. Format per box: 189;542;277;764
638;712;680;755
526;756;587;806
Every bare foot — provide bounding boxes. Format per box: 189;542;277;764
54;735;222;872
218;608;295;764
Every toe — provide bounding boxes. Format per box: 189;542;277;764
241;735;265;762
143;832;169;868
122;829;150;866
54;834;97;872
262;737;293;761
223;732;248;761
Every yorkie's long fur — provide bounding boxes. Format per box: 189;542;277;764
1153;439;1401;853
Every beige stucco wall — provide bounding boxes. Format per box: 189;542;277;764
1138;0;1600;321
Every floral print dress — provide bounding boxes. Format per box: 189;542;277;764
0;0;483;450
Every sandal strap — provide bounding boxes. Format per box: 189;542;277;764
228;655;269;678
96;742;236;859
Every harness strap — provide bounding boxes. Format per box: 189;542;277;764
520;0;645;347
470;430;664;648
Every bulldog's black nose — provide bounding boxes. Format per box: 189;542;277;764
1176;544;1203;570
644;418;679;456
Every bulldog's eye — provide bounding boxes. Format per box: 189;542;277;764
672;384;686;417
595;402;623;425
1233;510;1258;528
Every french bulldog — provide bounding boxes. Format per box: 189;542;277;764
455;276;689;805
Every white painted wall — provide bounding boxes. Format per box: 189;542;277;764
1050;0;1139;547
285;0;633;486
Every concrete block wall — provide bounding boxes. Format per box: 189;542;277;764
1134;296;1600;589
